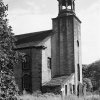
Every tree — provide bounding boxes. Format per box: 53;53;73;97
82;61;100;91
0;0;23;99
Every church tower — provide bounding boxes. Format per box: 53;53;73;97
51;0;82;94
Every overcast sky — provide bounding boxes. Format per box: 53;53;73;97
3;0;100;64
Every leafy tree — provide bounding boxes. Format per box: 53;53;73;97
82;65;93;92
82;61;100;91
0;0;24;99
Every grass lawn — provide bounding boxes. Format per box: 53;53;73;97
16;92;100;100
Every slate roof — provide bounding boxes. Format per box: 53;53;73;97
43;74;74;86
15;30;52;48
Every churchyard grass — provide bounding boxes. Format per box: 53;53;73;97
16;92;100;100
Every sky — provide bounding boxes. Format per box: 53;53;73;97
3;0;100;64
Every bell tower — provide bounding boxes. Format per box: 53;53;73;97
58;0;75;13
51;0;82;95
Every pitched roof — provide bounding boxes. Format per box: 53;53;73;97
42;74;74;86
15;30;52;48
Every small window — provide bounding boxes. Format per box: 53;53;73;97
77;84;79;96
65;85;67;95
73;85;75;94
77;40;79;47
69;83;72;94
47;57;51;69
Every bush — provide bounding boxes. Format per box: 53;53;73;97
83;78;93;92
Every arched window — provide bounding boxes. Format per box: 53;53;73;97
22;55;30;70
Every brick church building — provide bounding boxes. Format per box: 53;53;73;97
14;0;83;96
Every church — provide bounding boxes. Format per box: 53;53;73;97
14;0;83;96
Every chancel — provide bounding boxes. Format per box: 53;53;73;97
14;0;84;96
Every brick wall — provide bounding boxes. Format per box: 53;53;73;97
31;48;42;91
14;47;42;92
73;16;82;94
42;38;51;84
51;15;75;77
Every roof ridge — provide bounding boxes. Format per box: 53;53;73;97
15;29;52;37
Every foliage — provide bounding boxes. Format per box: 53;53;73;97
82;60;100;91
0;0;23;99
83;78;93;92
0;67;19;99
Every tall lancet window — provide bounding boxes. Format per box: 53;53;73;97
77;40;79;47
77;64;80;81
